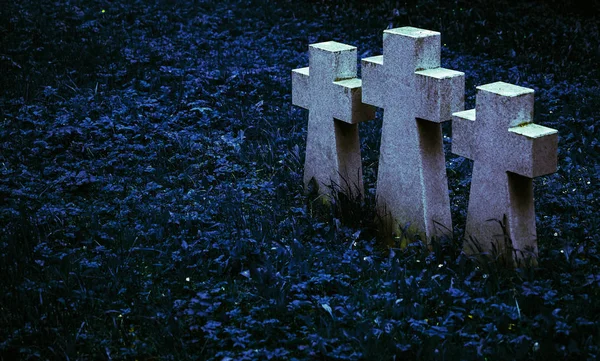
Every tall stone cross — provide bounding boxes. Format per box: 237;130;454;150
361;27;465;243
452;82;558;262
292;42;375;198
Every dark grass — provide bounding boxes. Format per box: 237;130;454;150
1;0;599;359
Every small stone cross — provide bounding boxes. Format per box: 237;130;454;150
361;27;464;243
452;82;558;261
292;41;375;198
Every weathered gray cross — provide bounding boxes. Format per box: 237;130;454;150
292;41;375;198
452;82;558;262
361;27;464;243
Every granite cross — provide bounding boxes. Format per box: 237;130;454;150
292;41;375;199
361;27;464;243
452;82;558;262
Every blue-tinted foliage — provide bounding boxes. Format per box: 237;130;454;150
0;0;599;360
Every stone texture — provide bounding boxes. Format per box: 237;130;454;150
292;41;375;198
361;27;464;243
452;81;558;262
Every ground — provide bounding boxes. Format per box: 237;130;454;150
0;0;599;360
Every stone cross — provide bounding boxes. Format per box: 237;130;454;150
452;82;558;262
292;41;375;198
361;27;464;243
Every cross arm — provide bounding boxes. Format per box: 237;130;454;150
292;67;310;109
332;78;376;124
452;109;476;160
361;55;385;108
415;68;465;123
506;123;558;177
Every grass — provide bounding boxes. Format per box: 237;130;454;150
0;0;599;359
